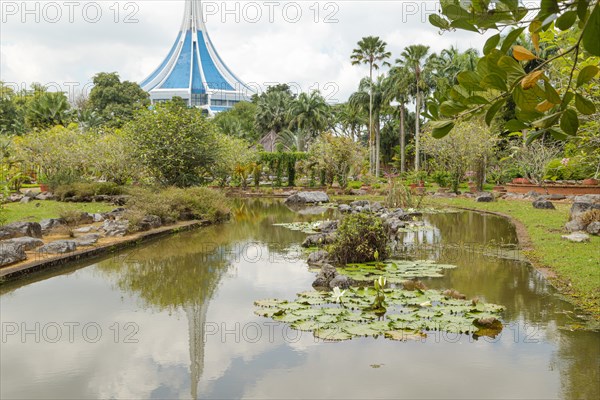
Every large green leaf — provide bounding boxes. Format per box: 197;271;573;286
575;93;597;115
500;27;526;53
481;74;508;91
560;108;579;135
513;85;539;111
485;98;506;126
555;10;578;30
544;82;562;104
576;65;599;87
431;120;455;139
457;71;483;91
582;3;600;56
483;34;501;55
497;56;526;83
505;119;529;131
429;14;450;29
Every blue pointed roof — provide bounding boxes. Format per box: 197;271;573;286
140;0;253;113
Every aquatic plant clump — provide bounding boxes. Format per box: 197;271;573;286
254;287;505;342
341;260;457;283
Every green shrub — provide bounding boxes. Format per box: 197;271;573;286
328;214;389;264
545;157;595;181
347;181;363;190
54;182;124;201
126;187;231;223
431;171;450;188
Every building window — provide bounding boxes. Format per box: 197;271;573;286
191;94;208;106
211;99;227;106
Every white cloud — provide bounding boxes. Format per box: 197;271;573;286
1;1;493;101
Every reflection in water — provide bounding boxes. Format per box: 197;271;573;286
0;200;598;399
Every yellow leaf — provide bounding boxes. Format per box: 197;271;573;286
535;100;554;112
513;45;537;61
529;21;542;54
521;70;544;90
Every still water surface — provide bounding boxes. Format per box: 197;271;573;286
1;199;598;399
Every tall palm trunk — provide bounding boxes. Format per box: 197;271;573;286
375;111;380;177
369;63;374;175
415;87;421;172
400;104;406;174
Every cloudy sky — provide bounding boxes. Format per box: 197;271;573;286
1;0;493;102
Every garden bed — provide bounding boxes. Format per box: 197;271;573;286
506;183;600;195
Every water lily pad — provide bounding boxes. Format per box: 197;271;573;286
253;287;505;342
341;260;457;283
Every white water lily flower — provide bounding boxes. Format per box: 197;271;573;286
420;301;432;307
332;287;346;303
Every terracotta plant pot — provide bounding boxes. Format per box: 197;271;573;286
409;183;418;190
583;178;599;186
39;183;49;192
493;185;506;192
512;178;531;185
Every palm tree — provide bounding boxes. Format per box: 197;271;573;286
332;103;367;141
351;36;391;177
349;76;386;173
385;66;413;173
287;91;331;151
254;91;292;138
26;91;71;129
398;44;430;172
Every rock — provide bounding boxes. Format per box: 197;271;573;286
338;204;352;213
307;250;330;265
302;233;334;248
78;213;94;224
312;263;338;288
353;206;363;213
285;191;329;205
0;222;43;240
35;192;54;201
384;218;405;234
570;197;600;220
532;199;555;210
112;195;130;206
371;202;384;212
329;275;351;289
317;220;338;234
104;208;125;220
350;200;370;208
23;189;37;198
101;220;130;237
565;219;586;232
73;226;95;234
476;192;494;202
40;218;66;233
93;213;105;223
540;194;566;201
561;232;590;243
76;234;100;246
525;191;542;199
7;194;23;203
586;222;600;236
3;237;44;251
0;242;27;266
138;215;162;231
37;240;78;254
434;192;458;198
19;196;32;204
350;189;367;196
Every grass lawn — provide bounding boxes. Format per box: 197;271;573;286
333;193;600;319
1;201;115;224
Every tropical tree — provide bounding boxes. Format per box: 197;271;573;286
287;91;331;151
427;0;599;141
351;36;391;176
26;91;71;129
88;72;149;128
254;90;293;138
349;76;386;177
213;101;259;141
397;44;431;171
308;133;366;188
384;66;413;173
124;101;221;187
332;102;367;141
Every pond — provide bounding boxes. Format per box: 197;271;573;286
1;199;598;399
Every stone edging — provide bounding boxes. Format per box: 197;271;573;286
0;220;208;282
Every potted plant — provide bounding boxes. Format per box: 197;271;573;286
38;174;50;193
